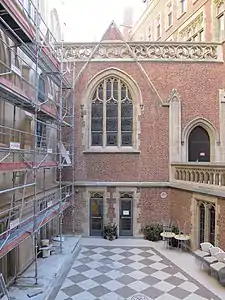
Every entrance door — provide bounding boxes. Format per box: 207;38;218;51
90;193;103;236
120;194;133;236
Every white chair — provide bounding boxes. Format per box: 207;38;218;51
210;260;225;284
209;247;223;256
200;242;213;253
203;248;223;268
215;251;225;262
194;242;213;261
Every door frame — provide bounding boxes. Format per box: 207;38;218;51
119;197;133;236
89;195;104;236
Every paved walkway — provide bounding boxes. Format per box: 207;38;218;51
55;240;222;300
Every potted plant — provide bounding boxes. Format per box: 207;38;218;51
169;225;180;247
143;223;163;241
103;223;118;241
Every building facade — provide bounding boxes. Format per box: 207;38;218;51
130;0;224;42
61;20;225;251
0;0;74;285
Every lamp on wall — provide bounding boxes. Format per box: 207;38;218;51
140;104;144;110
80;105;84;118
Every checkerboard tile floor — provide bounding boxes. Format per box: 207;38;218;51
55;246;221;300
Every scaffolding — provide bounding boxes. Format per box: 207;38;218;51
0;0;75;286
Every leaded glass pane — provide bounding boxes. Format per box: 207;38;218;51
98;84;103;100
121;133;132;146
106;119;118;131
121;102;132;118
209;206;215;245
91;102;103;146
92;103;103;117
92;90;97;100
106;102;118;117
106;79;111;100
92;133;103;146
121;84;126;100
91;78;133;147
121;118;132;131
92;119;102;131
113;80;118;99
199;203;205;244
107;133;117;145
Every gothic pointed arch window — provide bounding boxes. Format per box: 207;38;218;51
188;126;210;162
91;77;133;147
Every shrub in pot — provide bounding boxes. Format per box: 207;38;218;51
143;223;163;241
169;225;180;247
103;223;118;241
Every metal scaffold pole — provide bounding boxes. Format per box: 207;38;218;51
72;62;76;235
33;0;40;285
58;34;64;254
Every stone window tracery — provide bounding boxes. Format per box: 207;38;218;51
91;77;133;148
197;201;216;245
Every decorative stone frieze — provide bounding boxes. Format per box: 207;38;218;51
214;0;224;7
179;13;203;38
56;42;220;62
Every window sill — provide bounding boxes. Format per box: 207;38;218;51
177;12;186;20
166;24;173;32
83;147;140;154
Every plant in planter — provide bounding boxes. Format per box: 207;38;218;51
169;224;180;247
143;223;163;241
103;223;118;241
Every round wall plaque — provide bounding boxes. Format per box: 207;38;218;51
160;192;168;199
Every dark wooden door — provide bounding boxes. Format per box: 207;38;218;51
120;197;133;236
90;196;103;236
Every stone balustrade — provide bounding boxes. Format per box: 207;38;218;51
171;163;225;187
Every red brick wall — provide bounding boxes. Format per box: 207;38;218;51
138;188;171;229
170;188;192;233
63;59;224;183
218;198;225;249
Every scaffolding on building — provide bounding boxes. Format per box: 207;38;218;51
0;0;75;286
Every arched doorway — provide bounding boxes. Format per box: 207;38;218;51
188;126;210;162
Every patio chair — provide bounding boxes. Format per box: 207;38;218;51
203;247;223;270
193;242;213;261
210;258;225;285
162;219;171;232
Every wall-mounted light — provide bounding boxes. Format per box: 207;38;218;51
140;104;144;110
80;105;84;118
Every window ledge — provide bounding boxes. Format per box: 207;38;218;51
166;24;173;32
83;147;140;154
177;11;186;20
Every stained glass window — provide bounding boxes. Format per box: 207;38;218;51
91;78;133;147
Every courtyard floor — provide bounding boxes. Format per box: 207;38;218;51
54;238;225;300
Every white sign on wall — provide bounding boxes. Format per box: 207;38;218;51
123;210;130;216
10;142;20;150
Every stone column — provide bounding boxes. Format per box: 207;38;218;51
219;89;225;161
168;89;182;178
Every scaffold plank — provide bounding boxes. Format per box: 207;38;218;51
0;201;70;258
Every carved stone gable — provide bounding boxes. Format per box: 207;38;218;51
167;89;181;103
102;21;123;41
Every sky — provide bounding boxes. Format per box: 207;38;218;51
56;0;145;42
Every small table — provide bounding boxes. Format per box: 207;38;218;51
174;234;190;251
160;232;175;248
